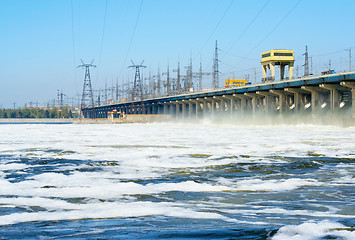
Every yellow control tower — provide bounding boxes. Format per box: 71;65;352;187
261;49;294;82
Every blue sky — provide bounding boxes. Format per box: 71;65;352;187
0;0;354;108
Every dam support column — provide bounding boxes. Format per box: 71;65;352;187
340;81;355;118
301;86;322;118
203;97;211;117
175;101;181;119
203;100;208;117
154;104;159;114
233;94;247;118
284;88;307;115
319;84;340;116
196;98;203;119
188;101;194;119
212;99;216;118
181;100;187;119
213;96;224;116
270;90;287;117
244;93;257;118
146;104;151;114
163;103;169;115
189;99;201;119
169;101;175;117
209;98;216;118
256;91;273;115
223;95;236;119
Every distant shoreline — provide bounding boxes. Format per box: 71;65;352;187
0;115;170;124
0;118;75;124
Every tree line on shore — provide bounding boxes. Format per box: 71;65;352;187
0;106;77;118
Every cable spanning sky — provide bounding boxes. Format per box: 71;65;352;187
0;0;354;108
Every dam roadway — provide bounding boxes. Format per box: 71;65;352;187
82;72;355;122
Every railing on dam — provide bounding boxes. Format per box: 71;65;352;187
82;72;355;120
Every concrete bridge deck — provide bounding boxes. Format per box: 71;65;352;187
83;72;355;121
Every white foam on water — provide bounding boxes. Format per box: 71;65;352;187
0;163;28;171
218;178;321;191
0;201;234;226
223;206;354;220
0;197;78;210
0;123;354;229
1;123;354;162
272;220;355;240
0;172;231;199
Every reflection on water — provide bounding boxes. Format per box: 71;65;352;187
0;123;354;239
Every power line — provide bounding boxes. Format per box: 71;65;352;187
119;0;144;78
97;0;109;79
246;0;301;57
194;0;234;60
219;49;258;61
222;0;271;57
224;0;301;74
70;0;77;92
312;49;345;57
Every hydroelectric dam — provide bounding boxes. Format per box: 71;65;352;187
82;71;355;124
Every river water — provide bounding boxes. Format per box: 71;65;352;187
0;122;354;239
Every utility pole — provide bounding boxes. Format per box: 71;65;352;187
212;40;220;89
128;60;146;101
78;59;95;115
303;45;309;77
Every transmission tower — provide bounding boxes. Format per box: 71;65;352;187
303;45;309;77
115;79;119;102
172;61;182;94
212;40;220;89
162;64;172;96
153;68;162;97
184;57;193;91
59;91;66;108
57;89;60;107
196;61;212;91
78;59;95;110
128;60;146;101
97;90;101;106
346;48;352;72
